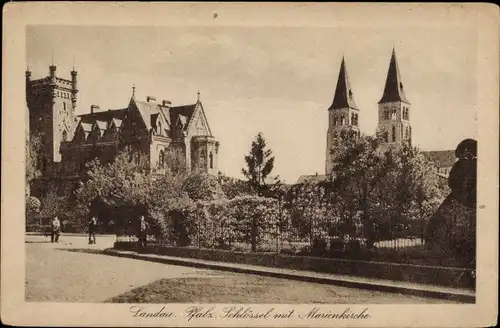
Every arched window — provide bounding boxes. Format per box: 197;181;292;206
62;130;68;142
159;150;165;168
340;116;345;125
209;152;214;169
392;125;396;142
63;102;66;112
333;116;338;126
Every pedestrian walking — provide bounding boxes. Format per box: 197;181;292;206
51;216;61;243
88;215;98;244
138;215;149;251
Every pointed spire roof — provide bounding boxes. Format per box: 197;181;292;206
329;57;358;110
379;48;410;104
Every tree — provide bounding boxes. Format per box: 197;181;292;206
26;196;41;216
26;132;43;196
183;173;225;202
242;132;276;194
217;173;255;199
329;132;442;249
75;149;190;236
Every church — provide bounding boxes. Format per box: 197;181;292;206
298;48;452;184
26;65;220;199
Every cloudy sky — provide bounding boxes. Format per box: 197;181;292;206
26;25;478;183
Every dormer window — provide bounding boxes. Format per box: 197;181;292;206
348;90;353;99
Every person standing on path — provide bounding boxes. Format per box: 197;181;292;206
51;216;61;243
88;215;98;244
138;215;149;251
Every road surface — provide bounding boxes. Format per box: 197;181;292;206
25;234;457;303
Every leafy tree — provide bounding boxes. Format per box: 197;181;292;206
329;132;442;249
183;173;225;202
217;173;255;199
229;195;279;252
26;132;43;196
242;132;277;194
26;196;41;216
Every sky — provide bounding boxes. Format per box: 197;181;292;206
26;25;478;183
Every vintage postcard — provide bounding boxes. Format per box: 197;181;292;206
2;2;499;327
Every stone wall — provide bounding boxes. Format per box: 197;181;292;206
114;242;475;289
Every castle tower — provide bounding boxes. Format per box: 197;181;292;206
377;48;411;146
26;65;79;170
326;57;360;174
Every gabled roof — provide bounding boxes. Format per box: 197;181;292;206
379;48;410;104
80;122;93;132
133;99;162;130
177;114;188;126
296;174;327;184
170;104;196;131
422;150;456;167
111;118;123;128
95;120;107;130
329;57;358;110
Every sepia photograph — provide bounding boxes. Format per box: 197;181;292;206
2;2;499;327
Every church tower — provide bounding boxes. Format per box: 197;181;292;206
26;64;79;172
377;48;411;146
326;57;360;174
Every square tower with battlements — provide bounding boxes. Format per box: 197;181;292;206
26;65;79;173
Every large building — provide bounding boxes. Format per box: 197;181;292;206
325;48;412;175
27;65;219;198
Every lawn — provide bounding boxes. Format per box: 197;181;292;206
106;275;457;304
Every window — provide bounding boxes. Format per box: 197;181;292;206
383;110;390;120
135;151;140;165
383;131;389;142
391;109;397;120
209;152;214;169
62;130;68;142
340;115;345;125
392;126;396;142
333;116;337;126
159;150;165;168
63;102;66;111
157;121;162;135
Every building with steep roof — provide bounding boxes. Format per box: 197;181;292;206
60;92;219;179
325;57;360;174
324;48;413;176
27;65;219;199
376;48;412;146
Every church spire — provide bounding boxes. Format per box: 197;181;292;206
379;48;409;104
329;57;358;110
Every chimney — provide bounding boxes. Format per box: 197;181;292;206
90;105;100;114
162;100;171;107
147;96;156;103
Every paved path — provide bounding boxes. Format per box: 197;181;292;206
25;235;459;303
